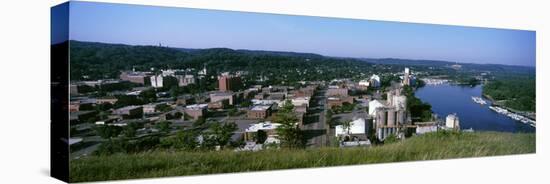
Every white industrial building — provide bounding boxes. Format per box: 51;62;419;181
150;75;163;88
416;123;439;134
358;79;370;87
387;88;407;110
335;118;367;137
368;100;386;116
177;75;196;87
446;113;460;129
369;74;381;88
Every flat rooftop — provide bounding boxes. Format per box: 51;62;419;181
116;105;142;110
186;104;208;110
245;121;281;132
250;105;271;111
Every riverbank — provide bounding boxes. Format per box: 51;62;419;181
483;94;536;121
69;131;535;182
415;83;534;132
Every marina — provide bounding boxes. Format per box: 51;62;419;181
415;84;535;133
421;78;449;86
489;105;536;127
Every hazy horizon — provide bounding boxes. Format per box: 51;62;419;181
55;1;536;66
66;39;535;68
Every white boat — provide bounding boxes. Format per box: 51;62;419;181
488;105;536;128
471;96;487;105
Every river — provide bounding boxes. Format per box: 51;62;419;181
415;84;535;133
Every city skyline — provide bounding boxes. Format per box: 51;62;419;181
63;1;535;66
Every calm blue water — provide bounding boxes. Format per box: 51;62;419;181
415;84;535;133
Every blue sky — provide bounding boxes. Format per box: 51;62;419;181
65;1;536;66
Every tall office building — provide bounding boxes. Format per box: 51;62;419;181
218;72;242;92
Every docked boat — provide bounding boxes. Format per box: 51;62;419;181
471;96;487;105
488;105;536;127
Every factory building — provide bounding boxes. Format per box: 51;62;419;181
373;106;406;141
367;86;411;141
368;100;386;116
386;87;407;110
445;113;460;130
150;75;163;88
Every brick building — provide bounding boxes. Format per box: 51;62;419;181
210;92;236;105
120;71;152;85
247;105;272;119
218;73;242;92
113;105;143;119
184;104;208;120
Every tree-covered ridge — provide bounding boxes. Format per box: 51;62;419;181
69;40;535;83
69;40;380;81
483;76;536;112
70;41;191;80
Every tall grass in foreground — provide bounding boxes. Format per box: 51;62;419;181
70;131;535;182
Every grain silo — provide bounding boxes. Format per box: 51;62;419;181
387;109;396;127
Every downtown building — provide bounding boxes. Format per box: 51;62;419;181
402;68;416;86
120;71;153;85
218;72;242;92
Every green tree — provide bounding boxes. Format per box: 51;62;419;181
93;139;127;156
274;110;303;149
227;108;239;116
342;120;352;136
162;76;179;90
155;121;172;133
122;122;141;138
341;102;355;112
155;104;173;112
384;134;399;144
162;129;199;150
240;100;252;107
325;110;333;126
204;122;238;149
139;89;157;103
94;125;122;139
280;99;294;113
95;102;113;111
192;116;207;128
256;130;268;144
403;85;432;122
169;86;184;98
114;95;144;108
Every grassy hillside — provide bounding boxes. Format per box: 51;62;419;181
69;131;535;182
